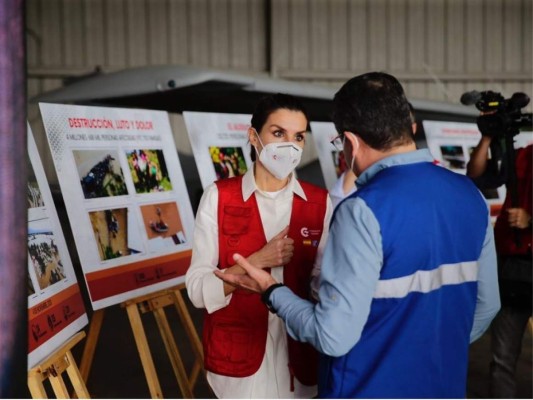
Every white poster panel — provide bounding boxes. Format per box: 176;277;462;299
183;111;252;189
27;125;88;369
423;120;533;219
310;122;346;190
39;104;195;310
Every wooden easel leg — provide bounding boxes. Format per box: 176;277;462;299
173;285;204;363
28;332;89;399
49;374;70;398
174;285;216;398
189;361;201;387
79;309;105;383
125;302;163;399
66;351;91;399
28;372;48;399
153;307;193;398
172;285;204;390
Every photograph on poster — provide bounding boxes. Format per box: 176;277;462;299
89;208;141;261
28;160;45;209
309;121;342;190
209;146;248;180
74;150;128;199
28;275;36;296
40;104;196;308
28;227;66;291
125;149;172;193
27;125;88;370
140;202;187;251
439;145;466;170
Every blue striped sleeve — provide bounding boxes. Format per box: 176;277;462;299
272;197;382;357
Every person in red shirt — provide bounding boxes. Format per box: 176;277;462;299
468;133;532;398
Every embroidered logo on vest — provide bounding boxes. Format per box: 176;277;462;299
301;227;322;238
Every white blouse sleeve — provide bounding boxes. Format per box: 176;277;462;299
185;183;232;313
310;194;333;300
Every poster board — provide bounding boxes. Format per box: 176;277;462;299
423;120;533;217
183;111;252;189
27;124;88;369
310;121;346;190
39;104;195;310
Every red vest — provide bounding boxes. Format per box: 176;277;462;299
494;145;532;255
203;176;327;386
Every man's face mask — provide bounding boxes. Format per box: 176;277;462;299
345;132;359;173
254;130;303;180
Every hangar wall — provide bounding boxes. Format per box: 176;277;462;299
26;0;532;180
26;0;532;103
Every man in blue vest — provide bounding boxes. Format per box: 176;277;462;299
215;72;501;398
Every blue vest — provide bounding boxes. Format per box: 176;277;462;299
319;162;488;398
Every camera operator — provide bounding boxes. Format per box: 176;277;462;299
467;118;532;398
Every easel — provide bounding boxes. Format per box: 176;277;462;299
79;283;204;398
28;331;90;399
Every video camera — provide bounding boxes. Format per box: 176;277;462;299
460;90;532;138
462;90;531;245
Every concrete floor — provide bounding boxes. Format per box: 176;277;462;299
25;293;532;399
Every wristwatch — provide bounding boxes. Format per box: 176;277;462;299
261;283;285;313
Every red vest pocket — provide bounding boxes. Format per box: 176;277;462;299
222;206;251;235
206;320;265;376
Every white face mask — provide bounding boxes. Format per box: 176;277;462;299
254;131;303;180
347;132;359;172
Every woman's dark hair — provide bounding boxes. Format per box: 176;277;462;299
331;72;413;151
250;93;309;161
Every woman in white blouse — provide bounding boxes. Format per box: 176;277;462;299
186;93;332;398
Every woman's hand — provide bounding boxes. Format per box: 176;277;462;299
219;226;292;295
248;226;294;269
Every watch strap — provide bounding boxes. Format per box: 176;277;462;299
261;283;284;313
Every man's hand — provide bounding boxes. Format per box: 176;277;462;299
214;253;278;293
507;208;532;229
248;226;294;269
217;227;291;296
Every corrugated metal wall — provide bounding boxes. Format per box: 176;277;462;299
27;0;532;105
270;0;532;103
26;0;532;177
27;0;267;105
27;0;268;174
